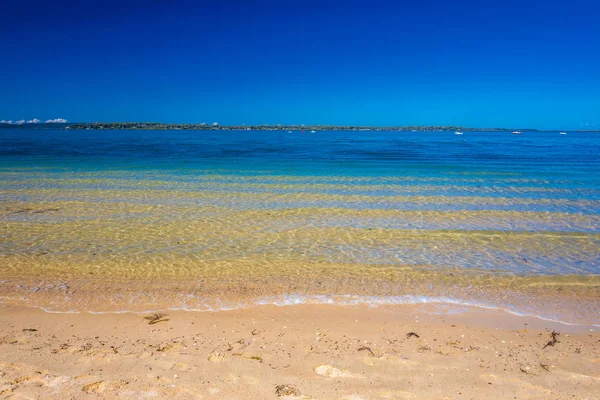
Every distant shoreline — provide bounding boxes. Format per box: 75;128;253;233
67;123;537;132
1;122;599;132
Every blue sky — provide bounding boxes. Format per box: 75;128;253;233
1;0;599;129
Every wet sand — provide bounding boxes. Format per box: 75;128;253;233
1;303;598;399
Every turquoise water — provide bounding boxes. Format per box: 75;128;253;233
1;129;599;178
1;128;599;322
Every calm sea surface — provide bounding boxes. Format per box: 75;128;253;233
1;128;599;324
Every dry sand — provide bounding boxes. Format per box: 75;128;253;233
0;303;598;399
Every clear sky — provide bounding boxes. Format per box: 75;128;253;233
1;0;599;129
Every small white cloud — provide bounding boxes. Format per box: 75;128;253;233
15;120;25;125
27;118;41;124
45;118;68;123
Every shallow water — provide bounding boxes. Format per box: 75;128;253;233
1;129;599;324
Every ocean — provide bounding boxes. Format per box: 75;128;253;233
1;128;598;325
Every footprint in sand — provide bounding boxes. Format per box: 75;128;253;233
82;379;128;394
313;365;359;378
118;389;161;400
0;335;29;345
208;350;227;362
162;385;201;398
361;354;420;367
0;384;16;396
275;384;313;400
479;374;552;396
82;380;108;394
378;389;416;399
151;360;195;372
0;363;74;395
154;341;184;353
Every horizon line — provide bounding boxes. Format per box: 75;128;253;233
2;121;598;132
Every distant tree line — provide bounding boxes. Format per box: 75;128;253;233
65;122;540;132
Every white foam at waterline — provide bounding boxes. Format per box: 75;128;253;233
2;293;597;328
252;294;594;326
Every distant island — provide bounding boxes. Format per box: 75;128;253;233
1;122;599;132
65;122;539;132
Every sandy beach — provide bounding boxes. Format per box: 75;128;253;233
1;303;598;399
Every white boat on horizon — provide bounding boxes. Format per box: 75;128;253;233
512;131;522;135
454;131;463;135
560;131;567;135
310;130;316;133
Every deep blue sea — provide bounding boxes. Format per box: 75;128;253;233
2;129;600;180
1;128;599;323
